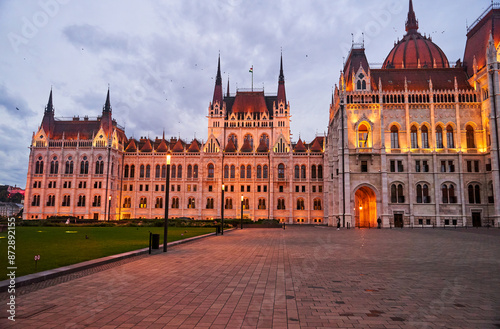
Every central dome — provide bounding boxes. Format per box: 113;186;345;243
382;0;449;69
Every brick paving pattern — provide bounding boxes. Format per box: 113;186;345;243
1;227;499;328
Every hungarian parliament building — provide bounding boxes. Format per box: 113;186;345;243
23;1;500;228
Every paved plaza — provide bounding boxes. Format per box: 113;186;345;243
2;227;500;328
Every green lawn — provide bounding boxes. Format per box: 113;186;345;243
0;226;215;280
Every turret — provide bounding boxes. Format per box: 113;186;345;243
277;54;287;107
41;89;55;135
212;55;223;107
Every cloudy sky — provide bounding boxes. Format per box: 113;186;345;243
0;0;491;188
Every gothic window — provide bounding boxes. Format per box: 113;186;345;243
171;197;179;209
390;184;405;203
50;158;59;174
93;195;101;207
257;165;262;179
32;195;40;206
296;198;305;210
278;164;285;179
187;165;193;179
318;165;323;179
313;198;322;210
130;165;135;178
224;165;229;179
416;184;431;203
171;165;176;178
65;160;74;174
155;165;160;178
77;195;86;207
466;125;475;149
225;198;233;209
244;134;254;149
139;165;145;178
46;195;55;207
311;165;317;179
62;195;71;207
260;134;270;148
177;165;182;178
247;165;252;179
421;126;429;148
294;165;300;179
187;197;196;209
258;198;266;210
446;125;455;148
277;198;286;210
228;134;238;149
155;197;163;209
468;184;481;204
207;164;214;178
124;165;129;178
193;165;198;178
240;165;245;179
230;165;235;178
411;125;419;148
435;126;444;148
391;125;399;149
35;159;44;174
139;197;147;208
122;197;131;208
242;198;249;209
206;198;214;209
358;124;369;148
263;165;269;179
301;165;306;179
441;184;456;204
146;165;151;178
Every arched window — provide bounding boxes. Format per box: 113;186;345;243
390;184;405;203
391;125;399;149
294;165;300;179
296;198;305;210
242;198;250;209
139;197;147;208
421;126;429;148
123;197;131;208
77;195;86;207
35;159;44;174
130;165;135;178
313;199;322;210
318;165;323;179
240;165;245;179
171;165;176;178
468;184;481;204
277;198;286;210
244;134;254;149
62;195;71;207
411;125;419;148
193;165;198;178
260;134;270;148
466;125;475;149
225;198;233;209
32;195;40;206
416;183;431;203
228;134;238;149
230;165;235;178
124;165;129;178
177;165;182;178
155;197;163;209
187;165;193;179
257;165;262;179
155;165;161;178
140;165;145;178
358;124;369;148
224;165;229;179
258;198;266;210
206;198;214;209
263;165;269;179
161;165;166;178
172;197;179;209
145;165;151;178
301;165;306;179
65;160;74;174
278;164;285;179
50;158;59;174
435;126;443;148
207;164;214;178
311;165;317;179
357;80;362;90
446;125;455;148
46;195;55;207
247;165;252;179
441;184;456;204
362;80;367;90
93;195;101;207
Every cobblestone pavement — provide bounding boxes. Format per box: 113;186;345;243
1;227;499;328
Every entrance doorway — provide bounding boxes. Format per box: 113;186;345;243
394;213;404;228
354;186;377;228
472;212;481;227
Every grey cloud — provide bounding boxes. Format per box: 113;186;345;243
63;24;131;53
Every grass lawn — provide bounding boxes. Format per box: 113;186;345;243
0;226;215;280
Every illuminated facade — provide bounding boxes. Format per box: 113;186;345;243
327;1;500;228
23;56;326;223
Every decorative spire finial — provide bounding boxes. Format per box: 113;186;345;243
406;0;419;33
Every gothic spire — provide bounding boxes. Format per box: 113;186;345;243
45;88;54;114
277;53;287;106
212;55;223;106
103;87;111;113
406;0;419;33
227;76;230;98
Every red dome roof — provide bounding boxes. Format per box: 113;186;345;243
383;0;449;69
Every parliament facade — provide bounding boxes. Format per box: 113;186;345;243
24;1;500;228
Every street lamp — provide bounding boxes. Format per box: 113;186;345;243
221;184;224;235
164;154;171;252
240;195;244;229
107;195;111;221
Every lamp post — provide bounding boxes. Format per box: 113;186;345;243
107;195;111;221
164;154;171;252
240;195;244;229
221;184;224;235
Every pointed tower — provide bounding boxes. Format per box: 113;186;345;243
406;0;419;33
100;87;113;137
212;55;223;107
277;54;287;106
41;89;55;136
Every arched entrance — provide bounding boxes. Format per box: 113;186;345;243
354;186;377;228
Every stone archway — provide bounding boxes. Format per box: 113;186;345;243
354;186;377;228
